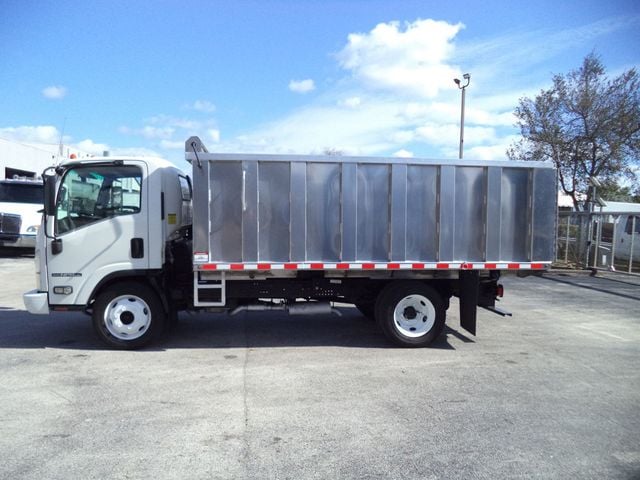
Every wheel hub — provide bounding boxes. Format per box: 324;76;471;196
393;294;436;338
403;306;417;319
103;295;151;340
120;311;135;325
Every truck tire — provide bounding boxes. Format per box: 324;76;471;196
92;282;166;349
375;281;445;347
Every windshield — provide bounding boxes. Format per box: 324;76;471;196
0;183;43;204
56;165;142;235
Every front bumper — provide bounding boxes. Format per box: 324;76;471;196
23;289;49;315
0;234;36;248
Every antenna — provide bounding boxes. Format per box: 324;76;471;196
56;117;67;165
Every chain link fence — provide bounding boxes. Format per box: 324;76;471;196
555;211;640;274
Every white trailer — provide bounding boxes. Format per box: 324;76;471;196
23;137;557;349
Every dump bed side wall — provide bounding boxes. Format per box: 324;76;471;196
191;156;556;265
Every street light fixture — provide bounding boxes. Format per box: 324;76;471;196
454;73;471;159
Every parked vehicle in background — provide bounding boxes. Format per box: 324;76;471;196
23;136;557;349
615;214;640;262
0;178;43;249
556;210;640;273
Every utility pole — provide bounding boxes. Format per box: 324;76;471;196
454;73;471;159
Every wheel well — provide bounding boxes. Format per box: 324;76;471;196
88;271;167;313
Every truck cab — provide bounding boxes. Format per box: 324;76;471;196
24;157;191;347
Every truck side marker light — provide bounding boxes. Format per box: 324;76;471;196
53;286;73;295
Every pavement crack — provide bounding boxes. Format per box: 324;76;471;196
49;389;73;404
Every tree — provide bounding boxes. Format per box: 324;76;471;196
598;181;640;203
508;53;640;210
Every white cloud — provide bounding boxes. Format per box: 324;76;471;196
207;129;220;143
189;100;216;113
159;140;184;150
112;146;162;157
42;85;67;100
140;126;175;140
145;114;202;131
465;135;520;160
288;79;316;94
222;100;405;155
0;125;61;143
415;124;496;147
74;139;109;155
119;125;175;140
393;149;414;158
337;19;463;98
338;96;362;108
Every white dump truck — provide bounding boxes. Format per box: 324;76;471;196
24;137;557;349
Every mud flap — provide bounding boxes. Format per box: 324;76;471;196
459;270;479;335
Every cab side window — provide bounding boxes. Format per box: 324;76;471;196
56;165;142;235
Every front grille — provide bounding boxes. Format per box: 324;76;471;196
0;213;22;236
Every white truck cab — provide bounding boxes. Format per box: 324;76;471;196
24;156;191;347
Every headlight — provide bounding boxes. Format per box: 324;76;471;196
26;225;39;233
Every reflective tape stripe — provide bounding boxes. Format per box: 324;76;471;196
198;262;550;271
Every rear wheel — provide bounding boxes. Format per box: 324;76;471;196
92;282;166;349
375;281;445;347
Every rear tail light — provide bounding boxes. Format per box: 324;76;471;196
496;284;504;298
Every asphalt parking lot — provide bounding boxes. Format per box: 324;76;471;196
0;252;639;480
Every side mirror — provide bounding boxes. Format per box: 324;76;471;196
42;172;58;239
43;173;57;216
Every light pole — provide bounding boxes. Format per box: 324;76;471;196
454;73;470;159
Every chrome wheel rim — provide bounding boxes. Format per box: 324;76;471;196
393;294;435;337
103;295;151;340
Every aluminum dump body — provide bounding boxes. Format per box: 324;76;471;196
186;138;556;270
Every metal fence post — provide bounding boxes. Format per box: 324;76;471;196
629;216;636;274
594;217;602;268
564;215;570;264
611;215;618;271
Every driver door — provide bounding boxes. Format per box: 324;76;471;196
46;161;149;306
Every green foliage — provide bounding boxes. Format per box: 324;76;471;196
508;53;640;210
599;180;640;203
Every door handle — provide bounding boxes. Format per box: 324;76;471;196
131;238;144;258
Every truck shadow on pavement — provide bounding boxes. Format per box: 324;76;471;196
0;307;471;351
0;247;34;258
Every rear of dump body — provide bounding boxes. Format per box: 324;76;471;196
186;137;557;272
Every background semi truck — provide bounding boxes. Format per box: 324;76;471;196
0;178;43;249
23;136;557;349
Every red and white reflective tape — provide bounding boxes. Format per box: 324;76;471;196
195;261;549;271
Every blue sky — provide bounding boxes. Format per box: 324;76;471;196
1;0;639;171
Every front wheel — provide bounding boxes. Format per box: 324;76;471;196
92;282;166;349
375;282;445;347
